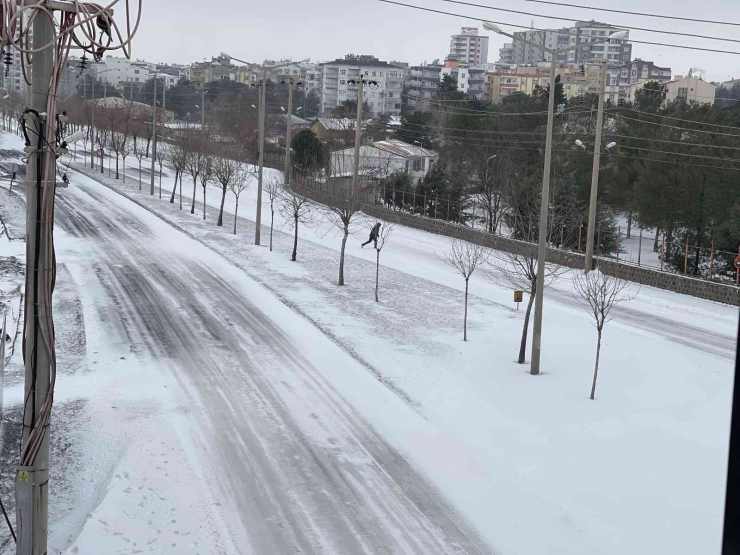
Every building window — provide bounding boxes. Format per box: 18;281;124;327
388;92;393;97
340;80;346;85
340;69;346;75
412;159;423;172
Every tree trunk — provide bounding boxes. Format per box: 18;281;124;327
338;226;349;285
375;249;380;302
115;154;119;179
122;157;126;183
233;197;239;234
146;136;151;158
217;186;226;226
292;216;299;261
653;226;660;252
203;186;207;220
179;176;182;210
191;179;197;214
138;160;142;190
626;210;632;239
270;208;274;252
463;278;469;341
169;170;179;203
518;290;536;364
590;329;602;400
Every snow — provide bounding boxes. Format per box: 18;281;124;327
54;141;738;555
0;128;736;554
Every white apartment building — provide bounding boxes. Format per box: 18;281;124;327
319;55;403;118
497;21;632;66
262;60;321;92
441;64;485;98
100;56;152;87
606;58;671;103
449;27;489;67
625;75;716;106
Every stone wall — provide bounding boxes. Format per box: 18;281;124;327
294;182;740;306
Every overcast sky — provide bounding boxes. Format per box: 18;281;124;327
133;0;740;83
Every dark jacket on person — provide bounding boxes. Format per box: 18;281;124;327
370;223;381;239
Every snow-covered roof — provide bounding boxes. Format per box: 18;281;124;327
371;139;436;158
313;117;373;131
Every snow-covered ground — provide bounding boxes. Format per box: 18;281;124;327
1;131;737;554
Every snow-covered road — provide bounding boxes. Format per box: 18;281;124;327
52;173;490;553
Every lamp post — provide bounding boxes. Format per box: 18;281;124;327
483;21;626;375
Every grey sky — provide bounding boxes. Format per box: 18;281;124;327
134;0;740;82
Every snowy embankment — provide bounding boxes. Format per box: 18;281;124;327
53;139;738;555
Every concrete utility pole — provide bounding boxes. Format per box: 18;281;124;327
284;80;294;185
255;67;267;245
584;61;608;273
18;11;54;554
201;80;205;127
529;55;557;375
484;21;626;375
351;75;364;200
90;76;95;169
150;72;157;195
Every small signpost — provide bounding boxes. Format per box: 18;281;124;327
514;290;523;310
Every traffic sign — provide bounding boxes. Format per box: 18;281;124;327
514;290;523;303
96;148;103;156
734;255;740;270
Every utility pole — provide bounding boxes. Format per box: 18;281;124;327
351;75;364;200
161;79;166;198
90;76;95;169
18;11;54;554
149;72;157;195
255;67;267;245
529;55;557;376
284;80;294;185
584;60;608;273
201;80;205;127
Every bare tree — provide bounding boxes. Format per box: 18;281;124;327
228;167;254;235
106;105;132;180
372;223;394;302
439;238;488;341
321;149;365;286
132;132;146;190
572;270;636;400
162;133;187;207
279;189;314;262
200;155;214;220
212;154;244;227
265;174;283;251
183;131;207;215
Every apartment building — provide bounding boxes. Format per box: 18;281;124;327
441;58;485;98
408;63;443;110
606;58;671;103
497;21;632;66
625;75;716;105
318;55;403;118
449;27;489;67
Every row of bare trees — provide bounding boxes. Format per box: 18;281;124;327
440;233;635;399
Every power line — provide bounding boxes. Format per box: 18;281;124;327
606;105;740;131
509;0;740;28
610;112;740;138
378;0;740;55
443;0;740;44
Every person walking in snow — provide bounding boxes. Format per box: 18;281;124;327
362;222;381;249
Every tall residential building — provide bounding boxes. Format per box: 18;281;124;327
0;25;31;97
449;27;489;67
319;55;404;118
606;58;671;103
441;58;485;98
408;63;443;110
496;21;631;66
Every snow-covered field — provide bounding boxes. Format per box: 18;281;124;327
1;131;737;554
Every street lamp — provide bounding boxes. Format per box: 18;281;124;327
483;20;625;375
